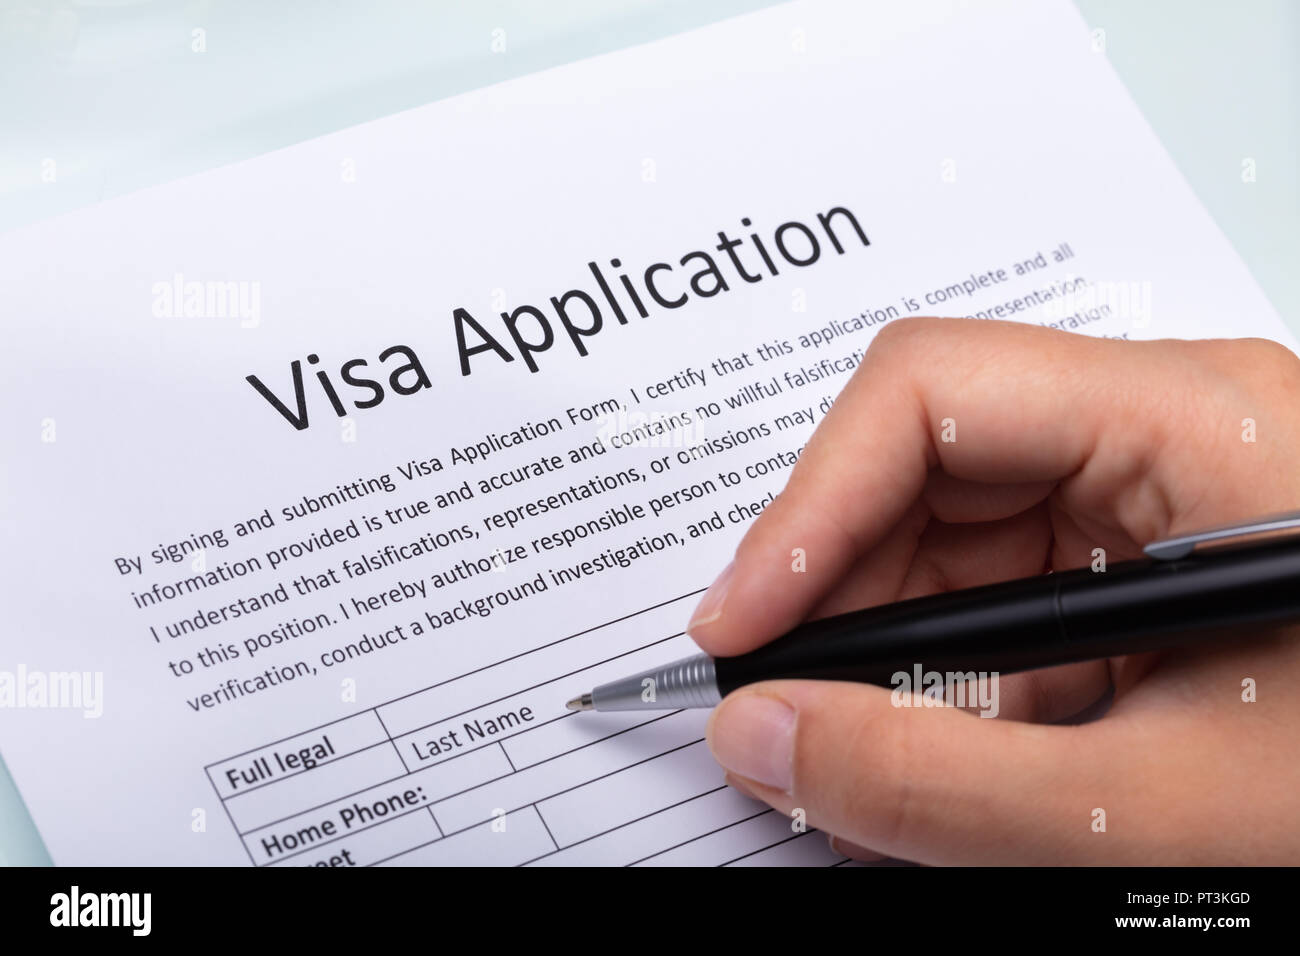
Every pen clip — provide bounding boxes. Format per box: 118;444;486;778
1143;508;1300;561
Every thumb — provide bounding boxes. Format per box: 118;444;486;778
705;680;1115;865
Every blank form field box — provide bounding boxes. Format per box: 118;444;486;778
529;778;759;866
634;805;802;866
501;706;707;770
375;600;695;740
379;807;555;866
537;740;722;847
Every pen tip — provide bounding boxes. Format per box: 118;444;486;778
566;693;594;712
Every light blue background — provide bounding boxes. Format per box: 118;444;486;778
1;0;1296;865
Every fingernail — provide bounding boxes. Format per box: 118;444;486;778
723;771;763;802
688;560;734;634
707;692;796;793
828;834;888;862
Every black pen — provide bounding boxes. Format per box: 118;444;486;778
565;511;1300;712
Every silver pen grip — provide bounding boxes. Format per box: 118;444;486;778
589;653;721;711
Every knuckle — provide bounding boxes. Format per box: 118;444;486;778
870;315;935;351
1198;336;1300;385
1241;337;1300;388
856;318;945;392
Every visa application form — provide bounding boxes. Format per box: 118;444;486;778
1;0;1294;865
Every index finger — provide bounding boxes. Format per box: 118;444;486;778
685;317;1208;657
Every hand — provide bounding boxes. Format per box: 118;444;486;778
688;317;1300;864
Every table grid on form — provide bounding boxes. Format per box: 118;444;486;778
205;590;844;866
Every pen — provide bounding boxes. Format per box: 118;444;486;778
565;511;1300;712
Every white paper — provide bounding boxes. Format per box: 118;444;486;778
1;0;1293;866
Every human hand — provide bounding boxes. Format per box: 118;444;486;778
688;317;1300;864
